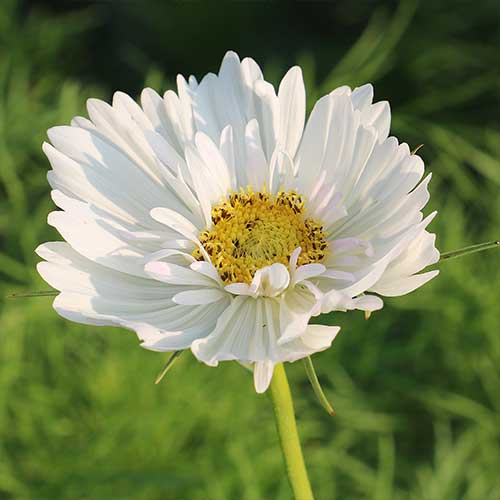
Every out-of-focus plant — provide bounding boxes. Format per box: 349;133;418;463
1;0;499;498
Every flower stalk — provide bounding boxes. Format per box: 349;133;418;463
269;363;314;500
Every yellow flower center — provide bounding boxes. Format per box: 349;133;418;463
192;188;328;284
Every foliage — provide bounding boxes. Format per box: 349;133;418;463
1;0;499;498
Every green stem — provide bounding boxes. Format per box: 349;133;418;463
269;363;314;500
439;240;499;262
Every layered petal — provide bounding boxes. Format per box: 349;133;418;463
191;293;342;393
37;51;439;395
290;87;437;304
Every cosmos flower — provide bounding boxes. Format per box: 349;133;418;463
37;51;439;392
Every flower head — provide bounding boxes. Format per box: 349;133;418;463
37;51;439;392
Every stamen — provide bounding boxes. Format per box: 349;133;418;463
192;188;328;284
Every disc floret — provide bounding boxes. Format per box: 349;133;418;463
193;188;328;284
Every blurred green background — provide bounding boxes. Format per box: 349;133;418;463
1;0;499;498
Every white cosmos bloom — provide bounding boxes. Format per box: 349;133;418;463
37;51;439;393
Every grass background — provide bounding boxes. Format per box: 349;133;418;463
1;0;499;498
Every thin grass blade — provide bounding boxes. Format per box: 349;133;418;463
7;290;58;299
303;356;335;416
439;241;499;262
155;351;183;385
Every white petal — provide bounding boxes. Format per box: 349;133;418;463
141;88;185;153
150;206;210;262
36;242;167;300
371;229;440;296
224;282;253;296
352;294;384;311
253;361;275;393
172;288;226;305
300;325;341;351
293;94;333;192
255;263;291;297
44;142;154;227
47;210;149;277
350;84;373;109
150;206;200;239
113;91;153;130
245;119;269;188
321;269;356;282
278;66;305;158
144;261;215;286
138;301;229;352
276;323;342;363
142;129;191;184
184;144;227;226
352;84;391;141
36;241;226;350
289;247;302;272
253;80;279;159
191;296;255;366
278;285;321;345
194;132;232;192
46;126;189;221
320;289;355;314
145;248;196;265
372;270;439;297
224;263;290;298
292;263;326;285
219;125;237;188
189;261;223;284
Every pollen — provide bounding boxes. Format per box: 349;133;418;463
192;187;329;284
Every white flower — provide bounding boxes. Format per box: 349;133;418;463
37;51;439;393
